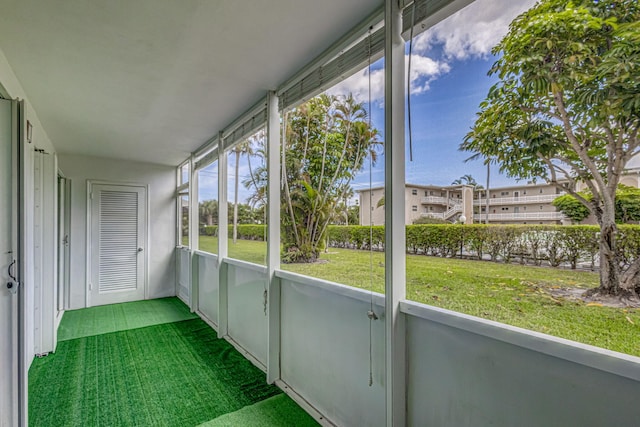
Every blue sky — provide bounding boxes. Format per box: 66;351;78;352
199;0;538;203
350;52;516;193
343;0;538;194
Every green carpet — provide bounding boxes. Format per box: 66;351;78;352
30;319;283;426
198;394;319;427
57;297;197;341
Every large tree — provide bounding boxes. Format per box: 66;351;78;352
554;185;640;223
461;0;640;295
281;94;379;262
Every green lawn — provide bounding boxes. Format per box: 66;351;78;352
195;236;640;357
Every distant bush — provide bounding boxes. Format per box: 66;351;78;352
325;224;639;270
200;224;266;241
412;216;449;224
200;223;640;271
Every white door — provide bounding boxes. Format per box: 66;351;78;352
89;183;147;306
0;98;26;426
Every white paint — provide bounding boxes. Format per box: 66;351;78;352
404;302;640;426
88;183;148;306
0;48;55;155
32;151;57;354
226;262;268;367
177;247;191;304
0;98;18;427
279;276;386;427
384;0;406;425
57;154;176;309
195;252;219;326
0;0;381;165
266;91;281;384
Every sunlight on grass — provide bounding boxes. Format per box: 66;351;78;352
197;236;640;357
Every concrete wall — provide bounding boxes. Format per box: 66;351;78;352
359;187;385;226
58;154;176;309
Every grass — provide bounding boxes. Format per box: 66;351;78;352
58;297;197;341
197;236;267;265
196;235;640;357
30;319;293;426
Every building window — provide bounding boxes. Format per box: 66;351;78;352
540;205;543;210
540;189;543;193
501;207;509;211
412;205;418;212
501;191;509;196
412;189;417;195
425;191;428;196
429;206;433;211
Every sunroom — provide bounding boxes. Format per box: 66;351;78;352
1;0;639;426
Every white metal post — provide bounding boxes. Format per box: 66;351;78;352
384;0;406;425
217;133;229;338
265;91;281;384
189;154;199;312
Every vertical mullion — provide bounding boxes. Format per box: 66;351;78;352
266;91;281;384
384;0;407;425
217;133;229;338
189;154;198;312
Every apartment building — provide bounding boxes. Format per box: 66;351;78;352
359;182;565;225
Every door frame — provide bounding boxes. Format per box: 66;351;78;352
85;180;150;307
57;172;70;312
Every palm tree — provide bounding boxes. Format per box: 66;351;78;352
199;199;218;226
232;140;253;244
451;174;482;188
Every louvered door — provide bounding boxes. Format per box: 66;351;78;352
90;184;146;306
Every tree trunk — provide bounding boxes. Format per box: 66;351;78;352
597;220;622;295
620;257;640;295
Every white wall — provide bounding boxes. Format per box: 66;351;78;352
404;301;640;427
279;272;386;427
0;49;59;425
58;154;176;309
0;49;55;154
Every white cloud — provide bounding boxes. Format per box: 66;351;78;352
328;0;537;102
413;0;537;60
328;65;386;104
329;54;449;103
407;54;450;94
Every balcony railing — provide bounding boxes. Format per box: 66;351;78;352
420;212;445;219
421;196;447;205
182;248;640;427
474;193;563;206
473;212;565;221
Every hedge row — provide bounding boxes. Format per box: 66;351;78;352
200;224;640;270
327;224;640;270
200;225;266;241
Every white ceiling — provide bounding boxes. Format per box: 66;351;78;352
0;0;382;165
